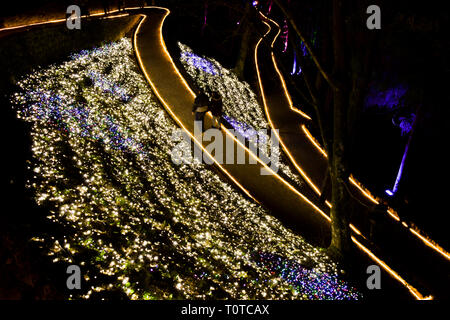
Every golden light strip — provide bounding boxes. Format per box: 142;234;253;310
301;124;328;158
137;8;449;301
255;20;322;196
263;12;385;210
387;208;401;222
352;236;433;300
256;12;433;300
271;54;313;120
314;128;449;261
154;14;197;98
0;9;128;32
293;106;312;120
265;17;312;121
133;12;258;203
349;176;379;205
2;4;426;300
135;11;259;202
257;15;371;248
134;9;335;222
409;228;450;260
102;13;130;20
0;6;177;33
271;60;322;196
301;122;380;206
298;102;450;261
135;9;335;223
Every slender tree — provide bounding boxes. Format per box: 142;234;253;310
273;0;380;260
233;0;252;79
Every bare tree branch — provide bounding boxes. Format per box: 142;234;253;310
273;0;338;90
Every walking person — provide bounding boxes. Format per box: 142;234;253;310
192;91;210;133
210;91;223;129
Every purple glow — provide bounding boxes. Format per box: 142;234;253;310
291;50;302;76
391;139;409;194
395;114;415;136
281;19;289;53
386;109;418;196
88;71;130;102
252;251;361;300
201;2;208;36
223;115;267;144
180;51;219;75
385;189;394;196
364;84;408;109
267;0;273;15
300;41;308;57
252;0;258;7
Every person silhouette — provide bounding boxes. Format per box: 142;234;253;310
210;92;223;129
192;91;210;133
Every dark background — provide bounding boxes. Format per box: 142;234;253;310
0;0;448;299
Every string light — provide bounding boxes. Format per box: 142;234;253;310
178;42;306;190
11;37;359;300
255;11;442;298
253;251;361;300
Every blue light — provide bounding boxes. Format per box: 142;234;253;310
364;84;408;110
88;71;130;102
223;115;267;144
385;189;394;196
291;51;302;76
180;51;219;76
291;52;297;75
20;88;147;159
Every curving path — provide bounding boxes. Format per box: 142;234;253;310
255;13;449;300
133;7;332;246
5;5;447;300
133;7;442;300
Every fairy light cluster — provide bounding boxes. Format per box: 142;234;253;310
18;87;147;158
180;51;219;76
222;114;267;144
11;38;360;300
88;70;131;102
252;252;361;300
178;43;305;190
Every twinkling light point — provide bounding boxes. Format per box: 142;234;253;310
252;251;361;300
178;42;305;190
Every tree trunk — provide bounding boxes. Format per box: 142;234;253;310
234;25;250;80
328;88;352;261
327;0;352;261
233;2;251;80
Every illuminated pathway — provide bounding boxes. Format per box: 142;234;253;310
133;8;332;246
1;8;332;244
5;5;446;300
255;13;449;299
133;7;443;300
